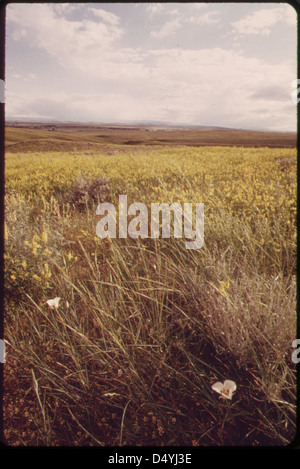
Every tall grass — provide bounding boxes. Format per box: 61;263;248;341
4;148;297;446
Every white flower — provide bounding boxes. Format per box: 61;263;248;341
211;379;237;400
46;297;61;309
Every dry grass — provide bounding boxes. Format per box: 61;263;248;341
3;141;297;447
5;123;296;152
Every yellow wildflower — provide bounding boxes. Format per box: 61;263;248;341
41;231;48;243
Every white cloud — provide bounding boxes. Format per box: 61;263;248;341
11;71;37;82
145;3;166;17
7;3;123;61
6;3;296;131
150;17;182;39
6;44;295;130
232;4;297;36
144;48;295;128
52;4;82;15
89;7;120;26
147;3;220;30
187;10;221;25
192;3;211;10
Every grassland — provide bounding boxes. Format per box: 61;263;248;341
5;121;297;151
3;123;297;446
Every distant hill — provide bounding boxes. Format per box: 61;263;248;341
5;120;297;152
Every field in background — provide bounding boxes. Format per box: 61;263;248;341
3;124;297;446
6;121;297;152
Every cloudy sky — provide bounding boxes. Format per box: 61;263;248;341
5;2;297;131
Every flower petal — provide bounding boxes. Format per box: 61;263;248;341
223;380;237;392
211;382;223;394
46;297;61;309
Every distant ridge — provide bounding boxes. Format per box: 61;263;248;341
5;118;296;134
5;116;237;130
5;120;296;151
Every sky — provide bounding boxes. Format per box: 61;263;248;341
5;2;298;131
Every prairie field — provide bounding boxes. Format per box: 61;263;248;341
3;125;297;446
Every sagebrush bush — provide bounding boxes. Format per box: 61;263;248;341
66;176;111;211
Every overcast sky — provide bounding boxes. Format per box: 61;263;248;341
5;2;297;131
